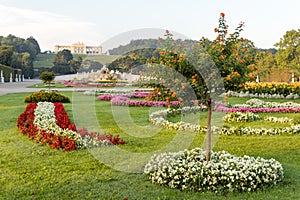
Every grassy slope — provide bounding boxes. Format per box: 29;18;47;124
0;93;299;199
33;54;120;69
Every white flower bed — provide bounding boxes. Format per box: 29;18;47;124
144;148;284;193
232;98;300;108
223;91;300;99
149;107;300;135
223;112;260;122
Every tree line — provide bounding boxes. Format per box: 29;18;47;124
0;34;40;79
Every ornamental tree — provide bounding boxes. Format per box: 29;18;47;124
199;13;257;91
141;13;256;161
145;30;223;161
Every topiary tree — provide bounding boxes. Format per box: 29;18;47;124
40;71;55;90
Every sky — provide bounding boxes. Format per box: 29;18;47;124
0;0;299;52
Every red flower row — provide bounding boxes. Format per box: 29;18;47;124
17;103;77;151
17;103;126;151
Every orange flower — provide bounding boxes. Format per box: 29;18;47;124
234;51;239;57
131;53;136;58
221;13;225;17
227;75;231;80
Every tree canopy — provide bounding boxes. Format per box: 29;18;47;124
0;34;41;78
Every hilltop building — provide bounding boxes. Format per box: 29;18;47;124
54;42;102;55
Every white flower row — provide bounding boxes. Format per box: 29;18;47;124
149;107;300;135
33;102;112;149
223;112;260;122
263;116;294;125
33;102;86;149
223;91;300;99
144;148;284;192
232;98;300;108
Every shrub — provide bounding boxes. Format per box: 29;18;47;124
24;90;70;103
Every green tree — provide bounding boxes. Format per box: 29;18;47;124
40;71;55;89
199;13;257;91
274;29;300;77
52;49;74;74
146;13;256;161
0;46;14;66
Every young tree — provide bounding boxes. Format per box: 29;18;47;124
40;71;55;90
145;13;257;161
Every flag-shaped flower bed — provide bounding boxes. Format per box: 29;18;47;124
17;102;125;151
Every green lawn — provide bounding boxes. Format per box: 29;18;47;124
0;92;299;199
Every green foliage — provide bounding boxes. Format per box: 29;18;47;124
0;64;22;82
0;34;40;78
78;59;102;72
275;29;300;76
24;90;71;103
52;50;82;74
199;13;257;91
39;71;55;83
0;46;14;66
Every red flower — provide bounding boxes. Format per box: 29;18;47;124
221;13;225;17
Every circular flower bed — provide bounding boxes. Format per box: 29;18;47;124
144;148;284;193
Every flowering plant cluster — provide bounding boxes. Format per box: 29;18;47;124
263;116;294;125
17;102;125;151
232;98;300;108
149;106;300;135
223;91;300;99
61;80;126;87
110;96;180;107
97;92;150;101
223;112;260;122
144;148;284;193
18;102;80;151
240;82;300;96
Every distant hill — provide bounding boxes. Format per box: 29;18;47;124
108;38;197;55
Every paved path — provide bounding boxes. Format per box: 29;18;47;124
0;80;41;96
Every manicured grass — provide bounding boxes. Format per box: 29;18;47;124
0;93;299;199
27;82;67;88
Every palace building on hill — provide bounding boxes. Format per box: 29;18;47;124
54;42;102;55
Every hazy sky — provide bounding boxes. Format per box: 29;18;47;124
0;0;299;51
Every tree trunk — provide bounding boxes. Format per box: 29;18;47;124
206;98;212;161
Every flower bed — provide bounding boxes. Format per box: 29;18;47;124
144;148;284;193
223;112;260;123
97;90;181;108
224;90;300;99
17;102;125;151
149;106;300;135
240;82;300;96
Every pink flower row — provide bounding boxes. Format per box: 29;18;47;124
110;96;180;107
97;92;150;101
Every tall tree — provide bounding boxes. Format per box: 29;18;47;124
274;29;300;76
0;46;14;66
